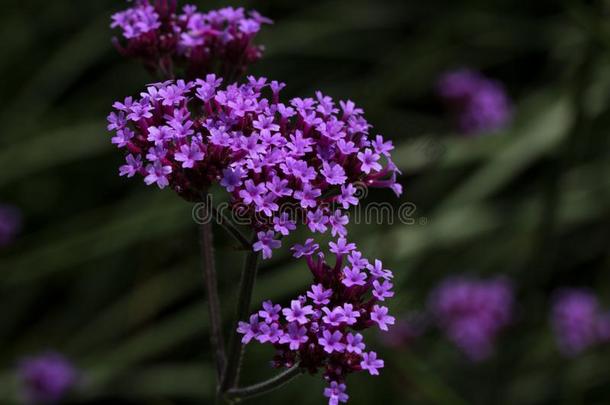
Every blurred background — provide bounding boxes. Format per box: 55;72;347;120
2;0;610;404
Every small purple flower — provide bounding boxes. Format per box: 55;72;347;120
552;289;602;356
291;238;319;258
220;166;245;191
294;184;322;209
322;307;346;327
257;322;284;344
174;142;205;168
279;323;309;350
324;381;349;405
253;230;281;259
357;149;382;174
339;303;360;325
307;209;329;233
283;299;314;324
237;314;262;344
307;284;333;305
259;300;282;323
337;184;358;209
321;161;347;185
239;180;266;206
329;237;355;256
360;351;384;376
345;333;366;354
18;352;78;404
342;267;367;288
119;154;143;178
319;330;345;353
372;280;394;301
328;210;349;237
144;161;172;189
273;212;296;236
371;305;395;331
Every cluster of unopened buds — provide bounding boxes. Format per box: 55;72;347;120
111;1;271;79
108;1;401;403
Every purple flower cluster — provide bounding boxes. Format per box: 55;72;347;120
238;240;395;404
436;69;512;135
108;76;401;258
17;352;78;404
0;203;21;247
111;1;271;79
551;288;610;356
428;276;514;361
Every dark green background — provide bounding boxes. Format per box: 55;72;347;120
1;0;610;404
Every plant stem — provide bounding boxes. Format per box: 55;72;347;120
210;205;251;250
221;241;260;392
225;364;303;401
199;220;226;381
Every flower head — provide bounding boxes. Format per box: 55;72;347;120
18;352;78;404
437;69;512;135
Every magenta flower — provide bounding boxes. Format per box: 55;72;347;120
360;351;384;376
428;276;514;361
252;231;281;259
18;352;78;404
111;2;271;80
436;68;512;135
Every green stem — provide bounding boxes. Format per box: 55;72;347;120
225;364;303;401
199;221;226;381
221;241;260;392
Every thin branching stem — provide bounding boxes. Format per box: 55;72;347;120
221;239;260;392
210;205;251;250
225;364;303;401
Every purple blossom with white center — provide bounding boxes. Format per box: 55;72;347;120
279;323;309;350
324;381;349;405
17;352;78;404
253;231;281;259
371;305;395;331
342;267;367;287
428;276;514;361
437;68;512;135
319;330;345;353
0;204;22;248
345;333;365;354
360;351;384;376
174;142;204;168
259;300;282;323
283;299;314;324
307;284;333;305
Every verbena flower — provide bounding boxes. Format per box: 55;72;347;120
108;76;402;258
237;240;395;404
551;288;610;356
428;276;514;361
17;352;78;404
111;1;271;79
436;68;512;135
0;203;22;248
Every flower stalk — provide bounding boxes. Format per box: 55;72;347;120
224;364;303;401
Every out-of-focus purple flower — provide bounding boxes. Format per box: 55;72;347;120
111;1;271;80
436;69;512;135
17;352;78;404
0;204;22;247
428;276;514;361
551;288;609;356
